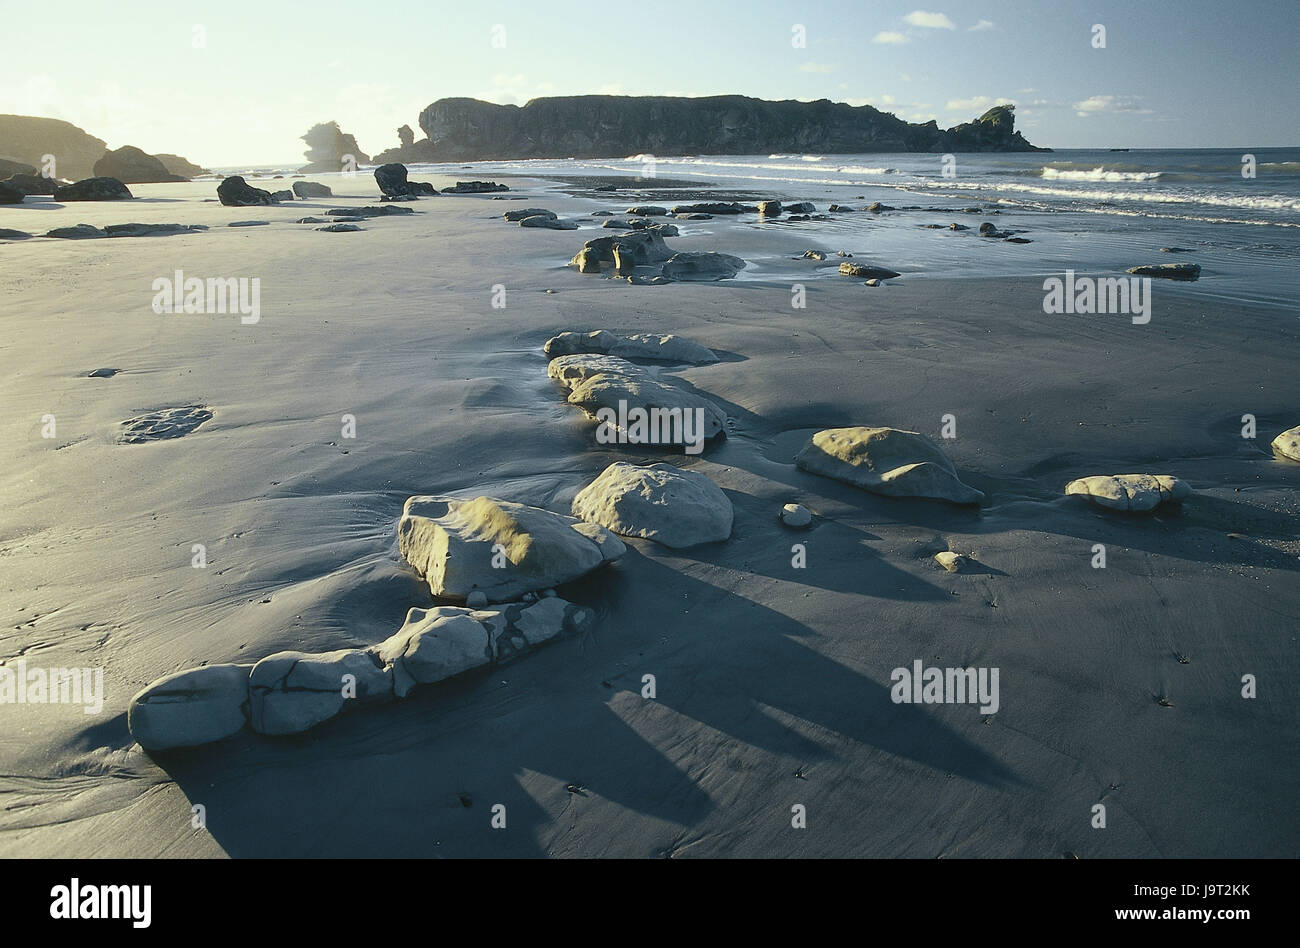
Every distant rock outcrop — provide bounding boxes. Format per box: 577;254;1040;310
0;114;109;179
298;121;369;173
94;145;188;183
416;97;1049;161
153;153;212;177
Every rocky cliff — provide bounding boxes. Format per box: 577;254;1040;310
0;114;109;179
415;97;1048;160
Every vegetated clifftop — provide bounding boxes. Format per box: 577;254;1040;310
414;97;1049;161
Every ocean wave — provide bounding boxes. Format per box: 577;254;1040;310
1040;166;1163;182
916;179;1300;211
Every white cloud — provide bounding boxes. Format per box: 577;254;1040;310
945;95;1014;112
1073;94;1151;117
968;19;996;31
904;11;956;29
799;62;834;74
872;31;910;44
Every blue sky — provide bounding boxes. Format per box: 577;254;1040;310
1;0;1296;164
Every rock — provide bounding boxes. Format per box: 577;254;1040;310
625;205;668;216
229;220;269;227
1064;474;1193;511
504;208;556;221
299;121;370;173
802;250;827;261
670;202;746;215
93;145;187;183
1272;426;1300;461
836;250;853;257
572;462;732;548
153;154;212;177
1126;263;1201;281
839;262;900;279
795;427;985;504
601;218;633;229
978;222;999;235
441;180;509;193
661;251;746;281
569;230;673;271
295;217;328;224
128;664;251;751
864;279;881;287
325;205;414;218
544;330;716;364
317;223;362;232
828;204;855;212
949;222;969;231
650;223;679;237
1004;237;1031;244
787;214;811;221
547;353;728;450
3;173;62;195
676;212;713;220
119;405;213;443
0;181;25;204
758;200;783;216
104;223;206;237
53;177;133;201
270;189;294;202
627;274;671;285
217;175;272;206
780;503;812;528
592;210;615;216
45;224;107;239
87;367;117;377
0;157;37;177
786;201;816;213
866;202;894;213
934;551;965;572
1160;247;1193;253
248;649;392;735
398;495;625;602
0;228;32;240
521;215;578;229
467;590;489;608
374;162;417;197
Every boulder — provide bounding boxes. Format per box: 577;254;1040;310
1272;426;1300;462
520;215;578;229
442;180;509;193
651;223;679;237
217;175;272;206
934;551;965;572
3;173;62;195
0;228;32;240
569;230;673;270
374;162;415;197
53;177;133;201
795;427;985;505
1126;263;1201;281
572;462;733;548
248;649;392;735
127;664;251;751
397;495;626;602
270;189;293;202
1064;474;1193;512
949;222;969;231
625;205;668;216
45;224;107;239
866;202;893;213
503;208;556;221
601;219;633;229
93;145;187;183
670;202;746;214
786;201;816;213
828;204;855;212
838;262;901;280
802;250;826;261
0;181;23;204
547;353;728;450
543;330;716;364
758;200;783;216
661;251;746;281
780;503;812;527
153;154;212;177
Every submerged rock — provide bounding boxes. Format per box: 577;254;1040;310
572;462;733;548
795;427;984;504
839;262;901;280
1126;263;1201;281
543;330;716;364
398;495;625;602
1064;474;1193;511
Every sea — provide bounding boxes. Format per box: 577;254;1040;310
225;148;1300;308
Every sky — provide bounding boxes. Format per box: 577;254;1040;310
2;0;1297;165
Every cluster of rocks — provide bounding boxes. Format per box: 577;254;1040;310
567;225;746;284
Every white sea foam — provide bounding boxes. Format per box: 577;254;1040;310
1040;166;1163;182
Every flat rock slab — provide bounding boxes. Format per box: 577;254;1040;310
503;208;556;221
572;462;733;548
544;330;716;364
520;215;578;229
795;426;984;505
398;495;625;602
547;353;727;450
325;206;414;218
104;223;207;237
661;251;746;281
118;405;213;443
1064;474;1193;511
839;262;901;279
1273;426;1300;461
